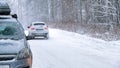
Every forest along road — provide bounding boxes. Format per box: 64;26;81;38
28;28;120;68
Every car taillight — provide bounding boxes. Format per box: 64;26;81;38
44;26;48;30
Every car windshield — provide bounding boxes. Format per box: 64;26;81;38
34;23;45;25
0;21;24;40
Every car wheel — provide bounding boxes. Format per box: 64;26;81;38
31;36;35;39
27;36;34;40
44;34;49;39
26;36;31;40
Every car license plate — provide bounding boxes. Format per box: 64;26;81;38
36;29;43;31
0;65;9;68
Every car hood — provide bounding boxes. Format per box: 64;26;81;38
0;39;25;54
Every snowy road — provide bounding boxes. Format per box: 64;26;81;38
28;29;120;68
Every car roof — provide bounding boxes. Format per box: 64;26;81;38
0;15;12;18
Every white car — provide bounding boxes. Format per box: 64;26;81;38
28;22;49;39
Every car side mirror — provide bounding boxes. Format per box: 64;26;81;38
12;14;18;19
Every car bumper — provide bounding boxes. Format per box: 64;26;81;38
0;57;32;68
29;31;49;37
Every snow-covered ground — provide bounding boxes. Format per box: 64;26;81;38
28;28;120;68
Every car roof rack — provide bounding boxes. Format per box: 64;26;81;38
0;1;18;20
0;1;11;15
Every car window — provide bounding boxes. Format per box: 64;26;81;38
34;23;45;26
0;21;24;40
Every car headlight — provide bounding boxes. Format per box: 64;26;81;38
17;48;30;60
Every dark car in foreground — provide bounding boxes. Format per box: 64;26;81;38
0;15;32;68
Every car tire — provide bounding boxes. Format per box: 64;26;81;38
31;36;35;39
27;36;34;40
26;36;31;40
44;34;49;39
